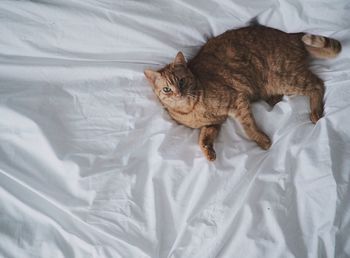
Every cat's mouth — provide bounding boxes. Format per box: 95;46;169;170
184;84;199;99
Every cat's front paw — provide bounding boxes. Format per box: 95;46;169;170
201;144;216;161
256;133;271;150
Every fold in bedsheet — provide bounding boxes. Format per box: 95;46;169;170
0;1;350;257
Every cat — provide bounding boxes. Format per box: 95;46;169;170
144;25;341;161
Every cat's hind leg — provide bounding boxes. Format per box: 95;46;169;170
199;124;220;161
229;94;271;149
278;72;324;123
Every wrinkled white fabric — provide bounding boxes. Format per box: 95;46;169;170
0;1;349;257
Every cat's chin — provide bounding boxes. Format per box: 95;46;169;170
162;97;195;111
165;99;186;108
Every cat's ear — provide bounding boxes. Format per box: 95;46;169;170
144;69;161;84
174;51;187;67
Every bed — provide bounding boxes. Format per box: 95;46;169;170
0;0;349;257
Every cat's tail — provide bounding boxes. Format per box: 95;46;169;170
302;34;341;59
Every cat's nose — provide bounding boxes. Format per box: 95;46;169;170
173;88;181;97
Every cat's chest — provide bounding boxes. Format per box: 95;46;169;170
167;101;229;129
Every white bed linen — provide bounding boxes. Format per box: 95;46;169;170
0;1;350;257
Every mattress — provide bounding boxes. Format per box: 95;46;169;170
0;1;349;257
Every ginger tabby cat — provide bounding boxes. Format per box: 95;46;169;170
144;25;341;161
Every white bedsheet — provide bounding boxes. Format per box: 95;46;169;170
1;1;350;257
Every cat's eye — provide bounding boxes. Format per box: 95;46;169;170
178;78;185;88
162;87;172;93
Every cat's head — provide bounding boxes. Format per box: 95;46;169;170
144;52;197;108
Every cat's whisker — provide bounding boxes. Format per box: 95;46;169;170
186;92;199;99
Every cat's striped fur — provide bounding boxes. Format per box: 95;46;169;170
144;25;341;161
